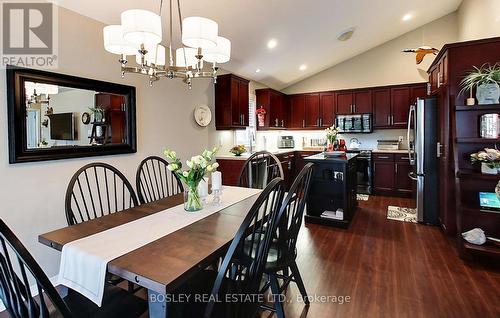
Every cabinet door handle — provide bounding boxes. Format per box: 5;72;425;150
391;115;394;125
395;163;398;174
377;156;390;159
275;118;278;127
353;104;356;113
387;116;391;125
302;119;305;128
242;114;245;125
281;119;284;127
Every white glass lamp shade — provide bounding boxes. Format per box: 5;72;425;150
182;17;218;49
103;25;137;55
175;47;198;68
136;44;166;66
121;10;162;45
203;36;231;63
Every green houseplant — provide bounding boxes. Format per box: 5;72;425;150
470;148;500;175
164;148;219;211
460;63;500;105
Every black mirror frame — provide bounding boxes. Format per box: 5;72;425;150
6;66;137;164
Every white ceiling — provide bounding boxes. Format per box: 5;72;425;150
55;0;462;90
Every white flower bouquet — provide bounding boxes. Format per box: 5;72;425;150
325;125;340;144
164;148;219;211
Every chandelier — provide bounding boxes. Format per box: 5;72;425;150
103;0;230;89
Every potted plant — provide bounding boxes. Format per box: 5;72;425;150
164;148;219;212
89;106;105;122
230;145;246;156
325;125;340;151
460;63;500;105
256;106;266;127
470;148;500;175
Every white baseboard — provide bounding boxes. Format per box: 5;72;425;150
0;274;59;312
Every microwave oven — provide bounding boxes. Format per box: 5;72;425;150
335;113;373;133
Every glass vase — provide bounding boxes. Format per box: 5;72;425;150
182;181;203;212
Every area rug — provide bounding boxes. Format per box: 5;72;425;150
357;194;369;201
387;206;417;223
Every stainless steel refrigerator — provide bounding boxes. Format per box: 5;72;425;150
407;97;439;224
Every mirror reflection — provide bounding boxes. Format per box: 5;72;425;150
25;81;128;149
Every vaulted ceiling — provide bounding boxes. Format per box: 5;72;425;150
57;0;462;90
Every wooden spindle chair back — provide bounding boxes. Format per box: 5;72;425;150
204;178;285;318
237;151;284;189
65;163;138;226
136;156;183;204
0;219;73;318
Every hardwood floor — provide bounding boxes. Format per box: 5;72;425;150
269;195;500;318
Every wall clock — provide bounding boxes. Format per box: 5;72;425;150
194;105;212;127
82;112;91;124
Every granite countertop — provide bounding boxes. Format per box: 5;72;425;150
372;149;409;154
304;153;358;162
216;148;320;160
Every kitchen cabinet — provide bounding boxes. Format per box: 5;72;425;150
217;159;245;186
305;94;320;128
372;88;392;128
391;87;411;127
373;152;413;197
428;51;448;95
336;89;372;114
256;88;287;129
320;92;335;127
336;91;353;114
215;74;249;130
290;94;306;128
276;153;295;189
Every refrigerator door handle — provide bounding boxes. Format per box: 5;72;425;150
408;171;418;181
407;105;416;165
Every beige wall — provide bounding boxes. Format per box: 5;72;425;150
0;7;215;277
283;13;459;94
457;0;500;41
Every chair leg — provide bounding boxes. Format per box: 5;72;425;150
269;274;286;318
290;261;309;305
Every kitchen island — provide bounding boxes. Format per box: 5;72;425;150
304;153;358;228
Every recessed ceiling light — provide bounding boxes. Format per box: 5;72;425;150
402;13;413;21
267;39;277;49
337;27;355;41
255;69;261;73
299;64;307;71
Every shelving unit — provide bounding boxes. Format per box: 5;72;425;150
455;138;500;144
455;104;500;111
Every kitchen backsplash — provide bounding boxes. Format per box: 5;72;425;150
212;129;410;155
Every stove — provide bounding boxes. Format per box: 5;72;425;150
346;149;372;194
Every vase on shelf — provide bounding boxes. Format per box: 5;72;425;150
183;180;203;212
480;162;499;175
477;83;500;105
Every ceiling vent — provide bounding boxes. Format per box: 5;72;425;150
337;28;355;41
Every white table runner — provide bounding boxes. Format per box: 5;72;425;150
58;186;261;306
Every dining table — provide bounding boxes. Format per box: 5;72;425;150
38;188;261;318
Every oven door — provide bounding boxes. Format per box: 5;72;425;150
356;156;372;194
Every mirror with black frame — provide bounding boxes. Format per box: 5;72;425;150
7;66;137;163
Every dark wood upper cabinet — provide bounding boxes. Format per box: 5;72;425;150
372;88;391;128
391;86;411;127
353;89;372;113
336;91;353;114
319;92;335;127
215;74;249;130
290;95;306;128
410;85;427;105
256;88;287;129
304;94;320;128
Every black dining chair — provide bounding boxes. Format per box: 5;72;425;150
0;219;147;318
261;163;314;318
169;178;286;318
237;151;284;189
136;156;183;204
65;162;139;226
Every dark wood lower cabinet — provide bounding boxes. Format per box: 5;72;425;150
373;153;414;197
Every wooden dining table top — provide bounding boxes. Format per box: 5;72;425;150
38;191;260;294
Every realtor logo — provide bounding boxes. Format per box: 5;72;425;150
1;1;58;68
